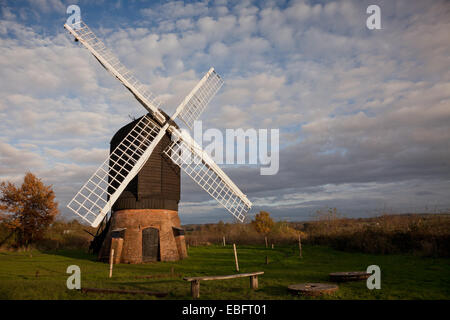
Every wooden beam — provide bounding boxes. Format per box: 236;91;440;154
184;271;264;282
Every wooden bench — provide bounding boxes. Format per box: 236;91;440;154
184;271;264;299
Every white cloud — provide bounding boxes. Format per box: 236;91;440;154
27;0;66;13
45;147;108;164
141;1;209;21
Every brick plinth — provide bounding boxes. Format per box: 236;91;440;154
99;209;188;263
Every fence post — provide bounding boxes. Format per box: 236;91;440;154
223;236;226;246
109;249;114;278
233;243;239;272
298;234;302;258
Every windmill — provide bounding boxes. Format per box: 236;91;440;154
64;21;252;263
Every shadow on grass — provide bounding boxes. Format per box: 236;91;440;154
259;285;293;298
104;279;183;298
114;279;182;290
42;249;98;262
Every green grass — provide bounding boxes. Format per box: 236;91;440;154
0;244;449;300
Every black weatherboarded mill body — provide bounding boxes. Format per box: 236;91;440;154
109;114;180;211
95;114;187;263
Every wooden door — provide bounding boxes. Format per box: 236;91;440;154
142;227;159;262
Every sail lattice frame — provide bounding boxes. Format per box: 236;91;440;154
175;68;224;129
64;20;166;123
163;137;251;222
67;115;164;227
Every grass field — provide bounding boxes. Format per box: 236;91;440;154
0;244;449;300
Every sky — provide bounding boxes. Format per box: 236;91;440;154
0;0;449;224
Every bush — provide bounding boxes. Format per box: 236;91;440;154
0;218;94;251
184;211;450;257
303;212;450;257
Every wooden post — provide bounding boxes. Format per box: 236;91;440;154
109;249;114;278
298;235;303;258
265;236;268;248
233;243;239;272
265;256;269;265
191;280;200;299
222;236;226;246
250;275;258;289
111;237;123;264
271;243;274;249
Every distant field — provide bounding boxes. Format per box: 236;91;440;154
0;245;449;299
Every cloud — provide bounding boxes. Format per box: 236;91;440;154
0;141;45;179
1;0;449;223
141;0;209;19
44;147;108;164
26;0;66;14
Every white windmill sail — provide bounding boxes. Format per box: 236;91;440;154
173;68;224;129
163;129;252;222
64;20;166;124
68;116;168;227
166;71;251;222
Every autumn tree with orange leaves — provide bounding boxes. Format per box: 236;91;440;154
251;211;274;235
0;172;59;247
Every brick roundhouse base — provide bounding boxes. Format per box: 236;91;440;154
99;209;187;263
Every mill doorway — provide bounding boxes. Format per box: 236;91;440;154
142;227;160;262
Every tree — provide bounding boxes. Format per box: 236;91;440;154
216;220;225;233
0;172;59;247
251;211;274;235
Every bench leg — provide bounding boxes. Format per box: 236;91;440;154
191;280;200;299
250;276;258;290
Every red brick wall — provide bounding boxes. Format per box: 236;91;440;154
99;209;188;263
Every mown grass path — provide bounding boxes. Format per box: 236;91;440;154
0;245;448;299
